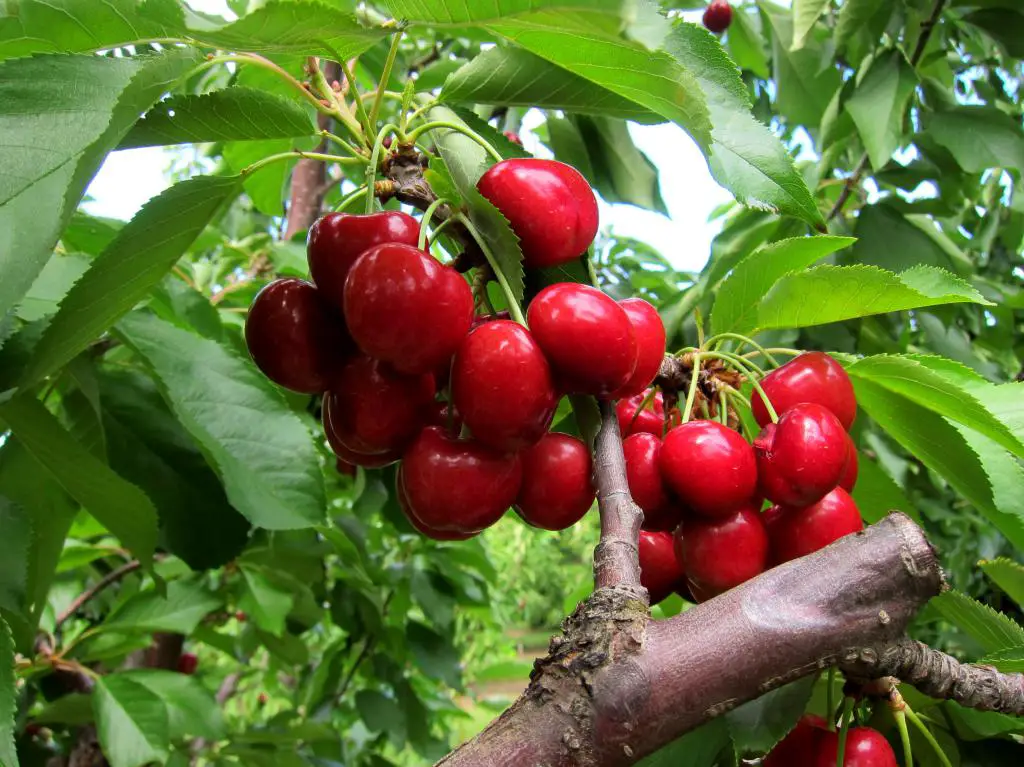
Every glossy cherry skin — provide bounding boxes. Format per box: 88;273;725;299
396;467;478;541
527;283;638;396
702;0;732;33
322;355;434;456
617;390;680;437
343;243;474;375
753;352;857;430
515;433;595;530
426;400;463;434
624;433;684;532
675;507;768;600
401;426;522;533
755;403;849;507
177;653;198;675
611;299;666;398
768;487;864;565
477;159;598;269
814;727;899;767
245;278;352;394
452;320;558;452
764;715;829;767
660;421;758;518
306;211;420;309
840;432;859;492
639;530;686;605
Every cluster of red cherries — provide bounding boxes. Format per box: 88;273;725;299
627;351;863;605
765;714;897;766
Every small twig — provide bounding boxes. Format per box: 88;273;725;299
337;591;394;702
54;560;141;632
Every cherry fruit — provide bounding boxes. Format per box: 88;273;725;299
624;433;683;531
344;243;473;375
660;420;757;517
840;432;859;492
768;487;864;564
612;298;667;398
617;390;680;437
515;433;595;530
452;320;558;451
676;507;768;600
397;468;477;540
245;278;351;394
528;283;637;396
639;530;685;605
306;211;420;309
703;0;732;33
177;652;198;675
814;727;898;767
755;403;849;507
764;715;829;767
753;352;857;430
477;159;598;269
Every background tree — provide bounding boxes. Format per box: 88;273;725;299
0;0;1022;766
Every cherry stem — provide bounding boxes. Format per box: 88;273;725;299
904;706;953;767
718;390;728;425
333;186;369;213
369;28;405;132
430;216;456;242
681;353;703;424
318;129;366;160
365;123;399;214
704;332;780;367
835;696;855;767
405;120;503;163
742;347;803;359
241;150;362;177
455;213;526;326
692;350;779;424
336;58;371;138
893;708;913;767
826;667;837;731
418;197;449;251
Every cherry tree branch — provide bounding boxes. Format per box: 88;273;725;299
54;560;141;632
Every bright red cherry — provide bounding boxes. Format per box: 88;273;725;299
639;530;685;605
306;211;420;309
755;403;849;507
616;390;680;437
177;652;198;675
477;159;598;269
322;355;434;455
515;433;595;530
624;433;684;532
527;283;637;396
752;352;857;430
840;432;859;492
764;715;829;767
402;426;521;533
245;278;352;394
702;0;732;33
814;727;898;767
660;421;757;517
452;320;558;452
768;487;864;565
676;507;768;600
343;243;473;375
397;467;478;541
611;299;666;398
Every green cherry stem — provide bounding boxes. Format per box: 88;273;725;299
337;59;371;139
826;668;837;731
418;198;449;251
704;332;780;367
241;151;362;177
691;350;779;424
628;387;658;435
455;213;526;326
743;347;804;360
893;708;913;767
365;123;399;214
318;129;366;161
369;27;405;132
681;354;703;424
333;186;369;213
904;706;953;767
835;696;855;767
405;120;503;163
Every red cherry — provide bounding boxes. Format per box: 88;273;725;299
235;611;247;622
676;507;768;600
660;421;757;517
639;530;685;605
452;320;558;452
306;211;420;309
177;653;198;675
402;426;521;532
515;433;595;530
426;400;463;435
764;715;829;767
24;723;41;738
616;390;680;437
611;299;666;398
814;727;898;767
768;487;864;565
397;467;478;540
624;433;684;532
755;403;849;507
527;283;637;396
324;413;404;468
245;278;352;394
753;352;857;430
840;432;859;492
322;355;434;455
702;0;732;33
335;457;357;477
477;159;598;269
343;243;473;375
257;693;268;706
503;131;523;146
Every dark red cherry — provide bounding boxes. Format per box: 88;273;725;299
639;530;685;606
676;507;768;600
335;457;357;477
306;211;420;309
611;299;666;398
527;283;637;396
768;487;864;565
245;278;352;394
477;159;598;269
402;426;521;532
344;243;473;375
452;320;558;452
764;715;829;767
660;421;757;517
177;653;198;675
515;433;595;530
840;432;858;492
624;433;684;532
755;403;849;507
814;727;898;767
397;467;478;541
616;390;680;437
702;0;732;33
322;356;434;456
752;352;857;430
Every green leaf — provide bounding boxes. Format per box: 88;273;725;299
0;394;158;568
123;670;225;741
954;424;1024;557
636;717;729;766
19;175;240;388
93;674;169;767
927;107;1024;174
727;6;770;79
664;23;823;228
978;646;1024;673
120;87;316;148
711;235;855;336
846;51;918;170
961;8;1024;57
0;49;201;320
754;265;991;333
0;497;30;620
103;578;220;635
34;693;94;726
929;590;1024;655
115;312;325;530
407;621;461;688
0;618;16;767
980;559;1024;608
14;254;90;323
240;564;295;637
791;0;829;49
726;676;816;756
356;690;404;733
851;205;971;273
573;116;666;213
835;0;887;51
851;454;919;525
